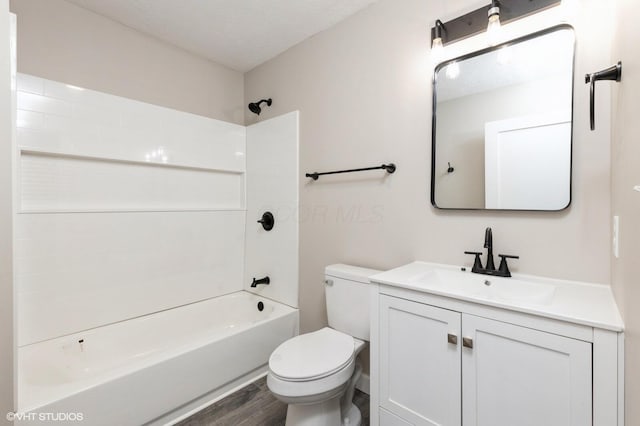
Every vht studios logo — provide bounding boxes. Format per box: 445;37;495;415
6;411;84;422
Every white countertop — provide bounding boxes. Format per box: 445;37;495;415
370;261;624;332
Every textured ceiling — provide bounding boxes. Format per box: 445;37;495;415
65;0;378;72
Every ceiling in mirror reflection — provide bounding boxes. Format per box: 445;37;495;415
437;29;574;102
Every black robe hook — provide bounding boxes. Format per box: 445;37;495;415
447;162;454;173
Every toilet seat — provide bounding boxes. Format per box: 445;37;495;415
269;328;355;382
267;358;356;404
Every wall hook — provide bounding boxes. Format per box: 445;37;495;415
586;61;622;131
447;162;455;173
257;212;275;231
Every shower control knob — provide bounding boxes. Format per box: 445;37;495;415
257;212;275;231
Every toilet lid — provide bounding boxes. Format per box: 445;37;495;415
269;328;355;381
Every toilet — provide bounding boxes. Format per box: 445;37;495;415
267;264;380;426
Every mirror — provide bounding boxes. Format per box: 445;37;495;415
431;25;575;211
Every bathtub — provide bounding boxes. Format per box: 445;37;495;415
18;291;299;425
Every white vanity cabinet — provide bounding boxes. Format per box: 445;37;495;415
461;314;592;426
379;296;462;426
369;262;624;426
378;295;592;426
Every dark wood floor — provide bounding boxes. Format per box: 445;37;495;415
177;376;370;426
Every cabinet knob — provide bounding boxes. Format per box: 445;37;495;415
462;337;474;349
447;333;458;345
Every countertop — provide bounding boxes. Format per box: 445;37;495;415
370;261;624;332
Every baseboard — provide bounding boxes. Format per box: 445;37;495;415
356;372;370;395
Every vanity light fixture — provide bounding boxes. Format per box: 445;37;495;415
431;19;445;62
486;0;502;46
430;0;560;49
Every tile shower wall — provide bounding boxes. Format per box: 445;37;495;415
16;74;247;345
244;112;299;308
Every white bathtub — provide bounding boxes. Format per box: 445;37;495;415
18;291;299;425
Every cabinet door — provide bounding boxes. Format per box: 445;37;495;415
380;295;461;426
461;314;592;426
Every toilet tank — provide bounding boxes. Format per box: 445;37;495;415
325;264;382;341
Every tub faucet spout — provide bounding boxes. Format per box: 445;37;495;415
251;276;270;288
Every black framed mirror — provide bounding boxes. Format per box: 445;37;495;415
431;25;575;211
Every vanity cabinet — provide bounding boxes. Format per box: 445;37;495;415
461;314;591;426
378;295;595;426
379;296;461;425
370;262;623;426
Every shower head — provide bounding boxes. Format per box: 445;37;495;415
248;98;272;115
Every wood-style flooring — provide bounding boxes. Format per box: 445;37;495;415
177;376;370;426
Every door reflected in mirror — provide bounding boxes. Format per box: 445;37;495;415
431;25;575;211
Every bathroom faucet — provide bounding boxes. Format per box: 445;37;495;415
484;227;495;272
251;276;270;288
465;227;519;277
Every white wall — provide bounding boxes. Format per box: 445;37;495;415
245;0;615;334
16;74;247;345
610;0;640;420
10;0;245;125
244;112;299;308
0;2;14;422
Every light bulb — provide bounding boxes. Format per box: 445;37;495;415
431;37;444;64
431;19;446;65
487;13;502;46
445;62;460;79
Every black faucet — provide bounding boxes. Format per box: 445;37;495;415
251;276;270;287
465;227;519;277
484;227;495;271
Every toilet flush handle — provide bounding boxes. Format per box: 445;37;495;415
324;279;334;286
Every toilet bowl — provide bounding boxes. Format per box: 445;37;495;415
267;264;380;426
268;328;366;426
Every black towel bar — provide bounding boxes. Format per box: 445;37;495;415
306;163;396;180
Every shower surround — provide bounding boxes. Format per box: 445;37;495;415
14;73;299;424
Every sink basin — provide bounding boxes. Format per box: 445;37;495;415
370;261;624;332
408;268;556;306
